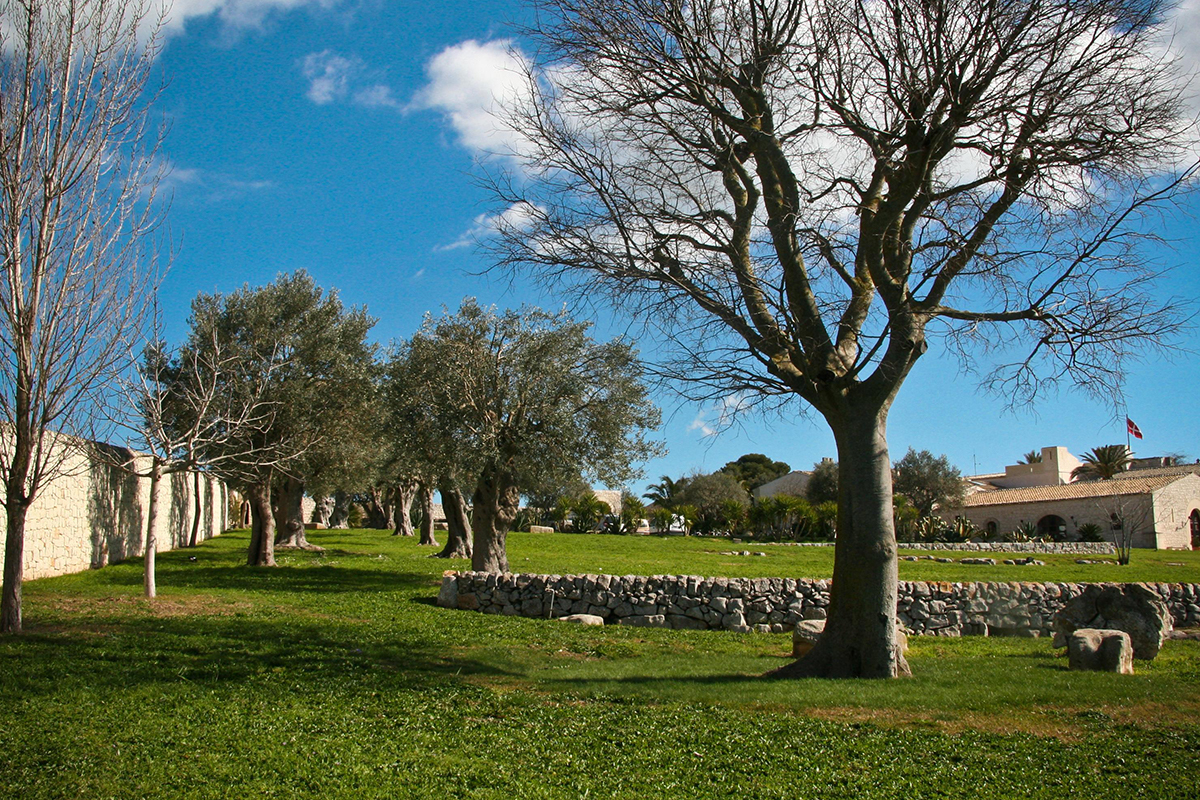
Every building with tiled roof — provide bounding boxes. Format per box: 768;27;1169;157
945;466;1200;550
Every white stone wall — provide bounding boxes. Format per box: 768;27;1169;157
0;443;229;581
1150;476;1200;550
955;495;1158;547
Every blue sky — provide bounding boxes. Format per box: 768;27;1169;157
151;0;1200;493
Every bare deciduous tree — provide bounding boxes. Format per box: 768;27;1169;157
0;0;164;633
105;319;287;598
490;0;1197;676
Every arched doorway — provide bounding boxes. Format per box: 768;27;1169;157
1037;514;1067;540
1190;509;1200;550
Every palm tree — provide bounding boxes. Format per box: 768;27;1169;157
1019;450;1043;464
643;475;685;509
1071;445;1131;481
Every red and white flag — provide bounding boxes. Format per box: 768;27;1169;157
1126;417;1143;440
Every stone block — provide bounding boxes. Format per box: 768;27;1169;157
620;614;668;628
1067;628;1133;674
559;614;605;626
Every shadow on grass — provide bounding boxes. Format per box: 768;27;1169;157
2;613;511;699
90;561;435;596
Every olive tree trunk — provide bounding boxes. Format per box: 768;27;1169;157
417;483;438;546
274;476;319;550
768;408;909;679
311;495;332;527
327;491;350;529
392;481;416;537
435;482;472;559
471;471;520;573
247;482;277;566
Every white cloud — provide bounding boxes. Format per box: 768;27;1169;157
158;0;331;36
687;394;749;439
353;84;401;109
302;50;359;104
435;201;541;253
298;51;402;110
412;39;532;158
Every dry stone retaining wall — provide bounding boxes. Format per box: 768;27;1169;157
0;442;229;581
438;571;1200;636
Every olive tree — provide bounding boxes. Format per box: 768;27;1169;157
393;300;661;572
186;271;375;566
892;449;964;518
489;0;1196;676
0;0;164;633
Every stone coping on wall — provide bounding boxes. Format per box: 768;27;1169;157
438;570;1200;637
760;541;1117;554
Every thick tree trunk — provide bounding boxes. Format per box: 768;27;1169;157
144;460;162;598
1;500;30;634
311;495;332;526
328;491;350;529
247;482;277;567
392;481;416;537
471;471;520;573
417;483;437;546
435;482;472;559
188;470;203;548
767;409;909;679
274;476;320;550
363;486;393;530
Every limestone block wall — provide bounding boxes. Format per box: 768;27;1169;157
1151;477;1200;550
0;444;229;581
438;571;1200;636
957;495;1158;548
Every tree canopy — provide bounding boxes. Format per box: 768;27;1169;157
717;454;791;491
891;449;965;518
389;299;662;571
1072;445;1132;481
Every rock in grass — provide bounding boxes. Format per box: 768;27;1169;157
791;619;908;658
559;613;605;626
960;557;997;565
1052;583;1172;659
791;620;826;657
1067;628;1133;674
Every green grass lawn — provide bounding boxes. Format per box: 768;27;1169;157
3;529;1199;799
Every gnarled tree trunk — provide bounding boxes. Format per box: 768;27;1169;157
247;481;277;567
435;481;472;559
417;483;437;546
363;485;393;530
311;495;332;527
274;476;319;550
471;470;520;573
392;481;416;537
768;407;909;679
327;491;350;529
